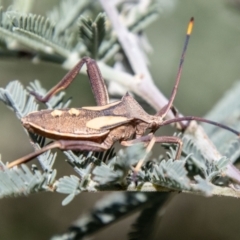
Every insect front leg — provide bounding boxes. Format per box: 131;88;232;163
30;57;109;106
153;136;183;160
121;135;183;173
122;135;183;159
7;140;110;168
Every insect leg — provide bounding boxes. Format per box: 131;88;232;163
30;57;109;106
153;136;183;160
7;140;110;168
121;135;183;172
122;135;183;159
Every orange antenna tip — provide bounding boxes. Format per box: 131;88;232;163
187;17;194;35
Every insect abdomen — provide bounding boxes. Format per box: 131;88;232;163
21;108;109;140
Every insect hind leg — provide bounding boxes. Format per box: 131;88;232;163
7;140;110;168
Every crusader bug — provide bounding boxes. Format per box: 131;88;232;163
7;17;240;169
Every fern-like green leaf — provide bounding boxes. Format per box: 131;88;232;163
93;144;146;186
47;0;92;35
0;161;56;198
0;11;73;57
0;80;38;118
56;175;81;206
79;13;106;59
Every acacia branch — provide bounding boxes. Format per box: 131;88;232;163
98;1;240;183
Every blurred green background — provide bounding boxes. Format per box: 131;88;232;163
1;0;240;239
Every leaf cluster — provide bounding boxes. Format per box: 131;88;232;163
0;0;159;63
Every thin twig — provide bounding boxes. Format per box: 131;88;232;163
98;1;240;183
99;0;175;118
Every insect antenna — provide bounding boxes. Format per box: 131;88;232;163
155;17;240;137
157;17;194;119
161;116;240;137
